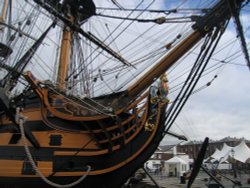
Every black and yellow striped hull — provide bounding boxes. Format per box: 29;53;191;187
0;89;167;188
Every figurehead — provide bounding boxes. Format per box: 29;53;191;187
159;73;169;98
160;73;168;83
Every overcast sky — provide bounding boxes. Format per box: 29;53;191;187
171;64;250;141
163;50;250;144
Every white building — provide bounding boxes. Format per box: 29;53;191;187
146;145;191;177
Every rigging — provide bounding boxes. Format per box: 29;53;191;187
227;0;250;70
163;22;228;137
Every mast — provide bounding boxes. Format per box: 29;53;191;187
0;0;12;59
56;26;73;90
0;0;8;23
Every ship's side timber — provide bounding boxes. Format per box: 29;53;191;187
0;106;166;188
0;84;167;187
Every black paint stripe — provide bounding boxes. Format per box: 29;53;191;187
1;121;53;132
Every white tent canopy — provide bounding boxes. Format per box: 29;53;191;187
233;140;250;163
164;156;189;177
165;156;188;164
210;148;223;161
208;143;233;163
209;140;250;163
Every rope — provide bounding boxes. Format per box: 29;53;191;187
44;84;115;117
16;108;91;188
97;13;193;23
164;24;226;135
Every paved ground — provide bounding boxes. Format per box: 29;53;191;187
127;172;250;188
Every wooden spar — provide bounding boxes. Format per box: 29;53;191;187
0;0;8;22
127;30;202;98
127;0;244;98
56;27;73;90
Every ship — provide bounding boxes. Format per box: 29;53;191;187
0;0;249;187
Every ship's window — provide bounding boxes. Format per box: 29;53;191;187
53;156;92;172
22;159;37;175
49;134;62;146
55;99;62;106
9;133;21;144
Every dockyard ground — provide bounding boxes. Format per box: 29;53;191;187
127;171;250;188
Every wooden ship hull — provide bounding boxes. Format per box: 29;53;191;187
0;71;168;187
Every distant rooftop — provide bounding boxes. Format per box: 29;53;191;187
157;145;176;152
163;137;250;146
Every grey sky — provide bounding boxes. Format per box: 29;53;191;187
165;53;250;142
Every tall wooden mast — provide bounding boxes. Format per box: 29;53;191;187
56;26;73;90
0;0;8;23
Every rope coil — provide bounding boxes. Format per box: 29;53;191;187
16;107;91;188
